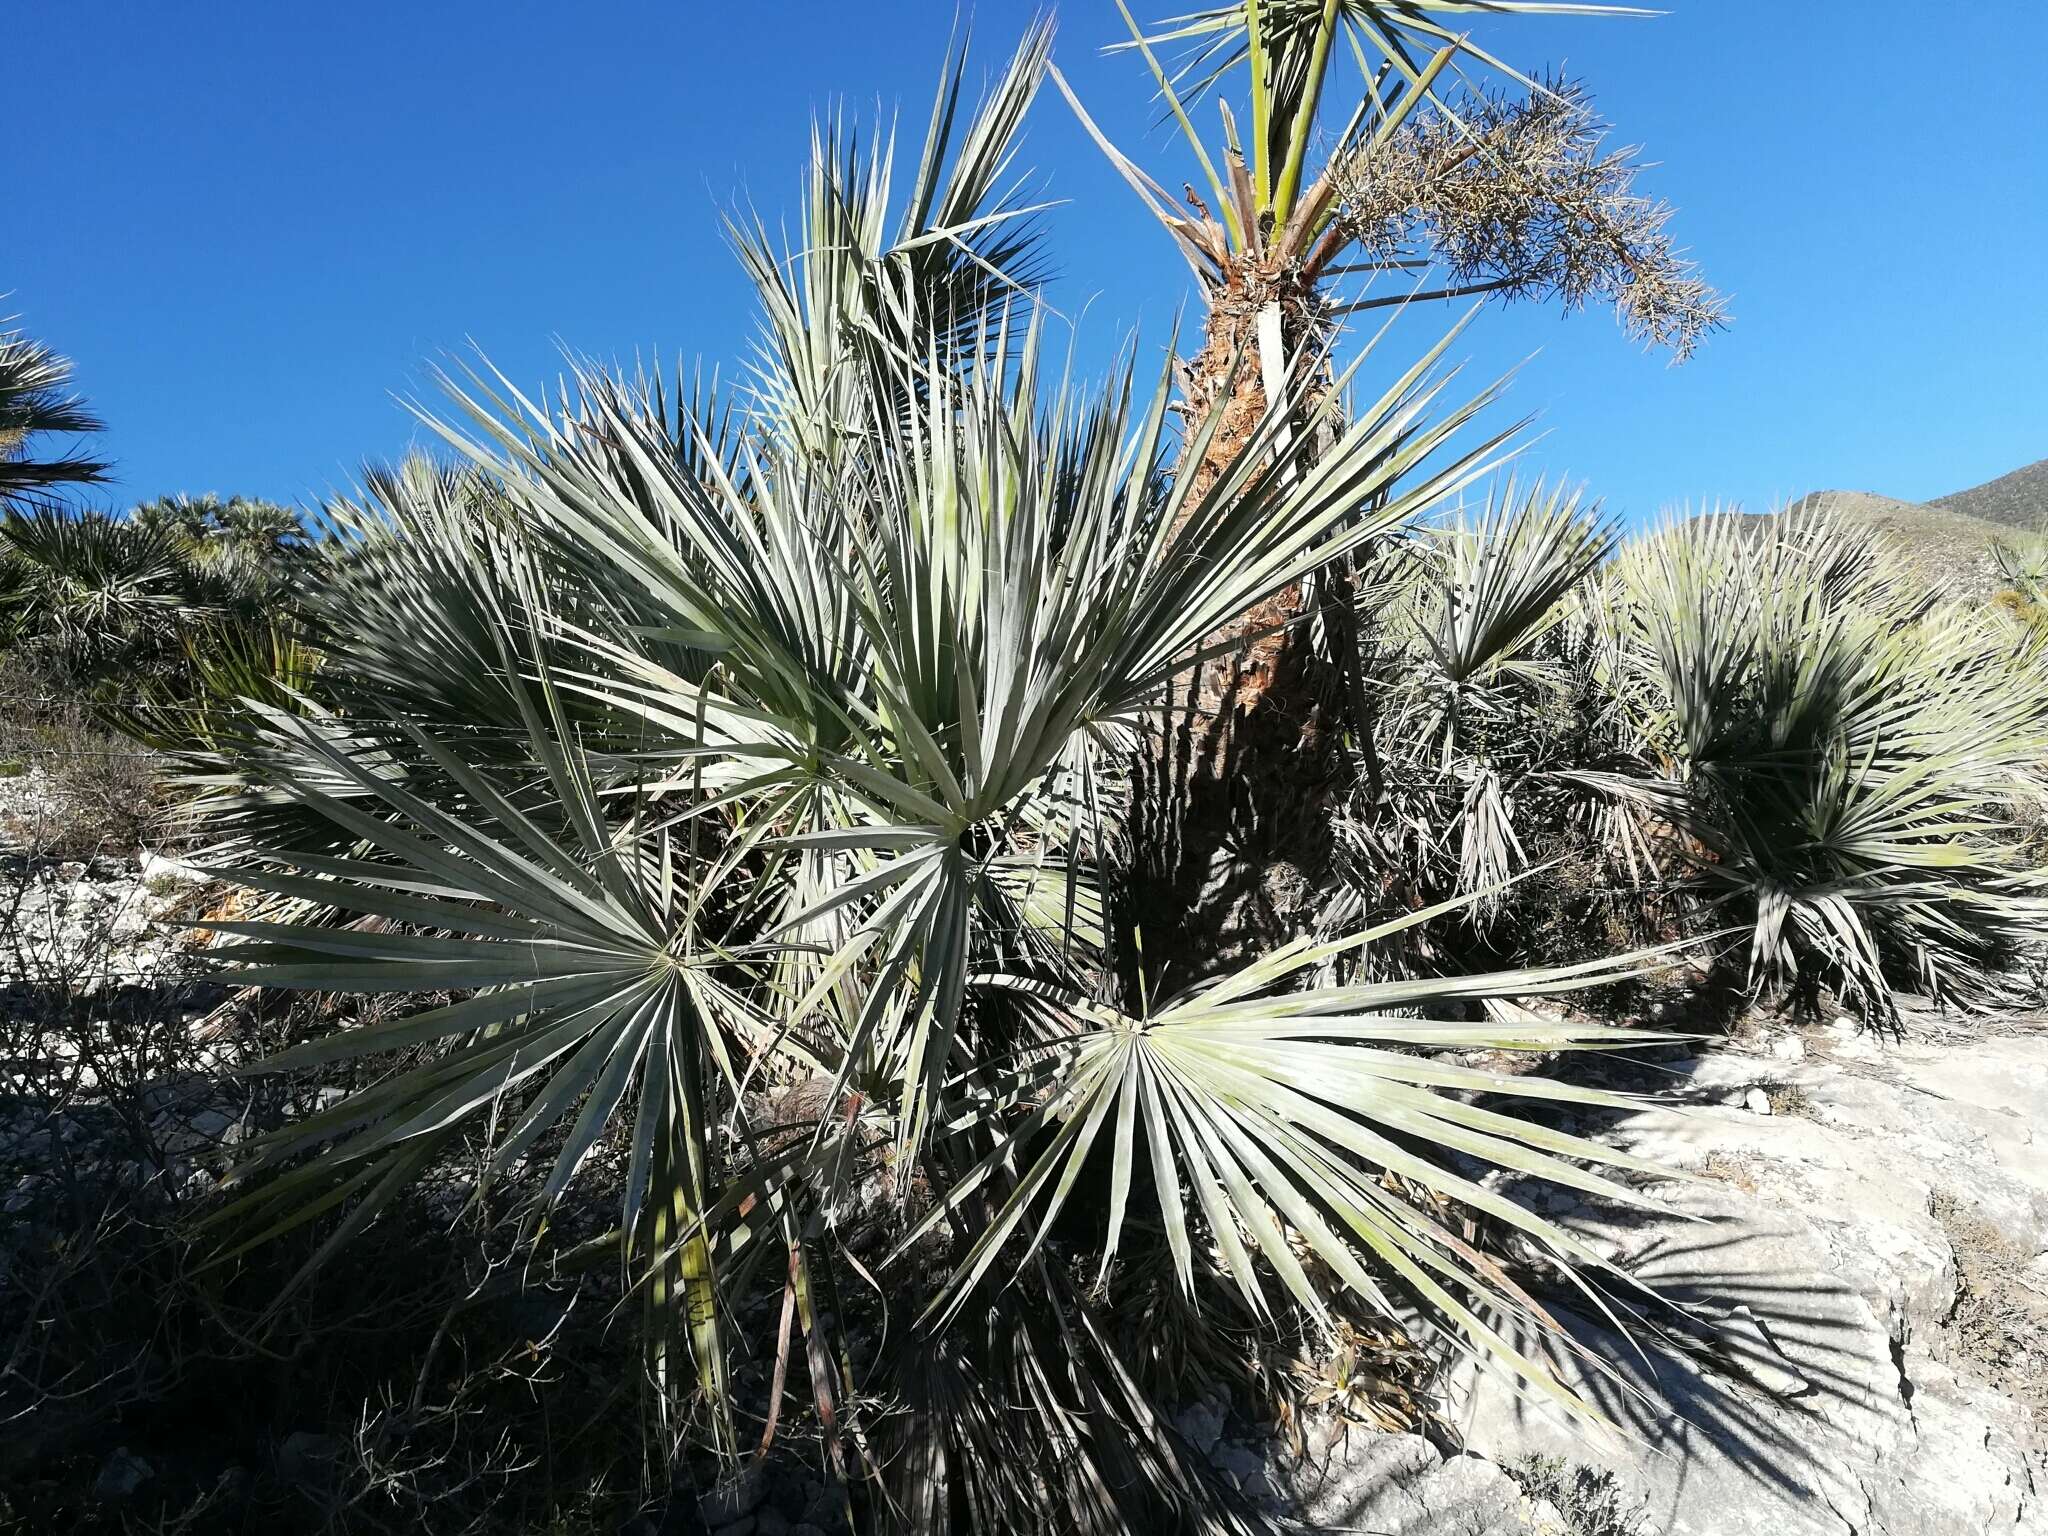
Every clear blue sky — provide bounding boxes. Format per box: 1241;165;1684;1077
9;1;2046;525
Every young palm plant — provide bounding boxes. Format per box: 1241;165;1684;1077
1323;480;1621;947
196;29;1692;1533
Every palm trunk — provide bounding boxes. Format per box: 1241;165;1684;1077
1174;269;1335;704
1124;259;1357;992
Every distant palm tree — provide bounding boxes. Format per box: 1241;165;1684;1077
2;495;305;680
0;321;111;513
133;492;304;561
131;493;307;622
214;494;304;558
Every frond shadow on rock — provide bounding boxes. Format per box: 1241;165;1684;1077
1450;1218;1900;1518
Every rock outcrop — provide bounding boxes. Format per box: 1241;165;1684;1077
1211;1012;2048;1533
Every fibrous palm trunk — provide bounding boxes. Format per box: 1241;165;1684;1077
1127;257;1359;989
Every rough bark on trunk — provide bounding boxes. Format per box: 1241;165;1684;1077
1122;261;1358;993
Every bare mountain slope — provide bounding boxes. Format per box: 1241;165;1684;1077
1708;461;2045;601
1930;457;2048;532
1772;488;2017;598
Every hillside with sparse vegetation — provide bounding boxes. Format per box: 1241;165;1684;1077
1933;457;2048;530
1774;465;2048;599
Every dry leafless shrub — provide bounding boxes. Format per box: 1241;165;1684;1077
0;651;177;861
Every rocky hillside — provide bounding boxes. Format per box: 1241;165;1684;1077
1932;457;2048;531
1772;458;2045;599
1776;490;2014;598
1170;999;2048;1536
1447;1008;2048;1536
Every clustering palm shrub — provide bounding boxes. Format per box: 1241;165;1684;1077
132;490;306;556
0;493;315;805
1328;482;1622;936
0;508;192;671
1316;499;2048;1016
116;14;2044;1536
0;498;305;687
0;324;309;786
0;489;314;852
174;28;1718;1533
1590;514;2048;1017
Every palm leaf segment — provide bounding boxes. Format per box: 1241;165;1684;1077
0;320;111;512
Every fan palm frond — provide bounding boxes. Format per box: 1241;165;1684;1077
182;27;1718;1527
0;321;111;512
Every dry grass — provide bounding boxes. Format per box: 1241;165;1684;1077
0;652;177;859
1505;1453;1649;1536
1699;1151;1763;1196
1929;1190;2048;1458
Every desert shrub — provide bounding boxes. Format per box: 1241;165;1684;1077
1929;1190;2048;1449
0;652;176;859
0;1065;657;1536
1987;536;2048;640
1505;1454;1649;1536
